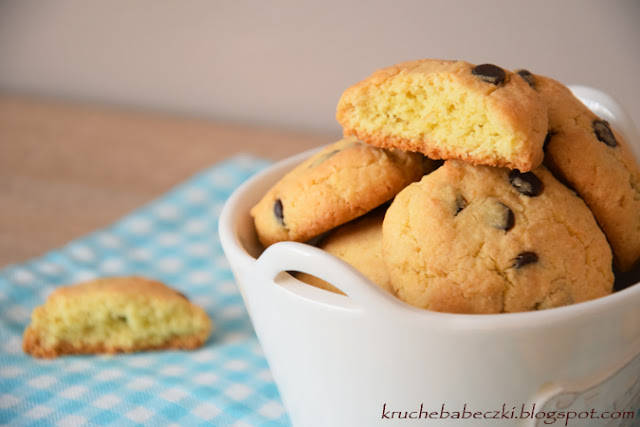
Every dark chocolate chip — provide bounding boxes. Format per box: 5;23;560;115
509;170;543;197
430;159;446;171
454;195;468;216
472;64;506;85
516;69;536;88
593;119;617;147
512;252;538;269
493;202;515;231
274;199;285;226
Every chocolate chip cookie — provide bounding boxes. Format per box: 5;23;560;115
517;71;640;271
250;137;426;247
336;59;548;172
23;277;212;358
382;160;614;314
295;205;393;294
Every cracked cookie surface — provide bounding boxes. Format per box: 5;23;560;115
382;160;614;314
520;72;640;271
250;137;426;247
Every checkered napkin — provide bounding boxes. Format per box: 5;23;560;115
0;154;292;427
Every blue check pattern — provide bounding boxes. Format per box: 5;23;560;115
0;155;291;427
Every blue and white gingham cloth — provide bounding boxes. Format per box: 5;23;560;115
0;154;292;427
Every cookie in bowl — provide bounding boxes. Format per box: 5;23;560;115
516;70;640;272
336;59;548;172
250;137;427;247
382;160;614;314
295;205;393;295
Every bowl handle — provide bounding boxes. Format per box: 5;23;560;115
251;241;405;313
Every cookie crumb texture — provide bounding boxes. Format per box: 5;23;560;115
23;277;212;358
382;161;614;314
336;59;548;172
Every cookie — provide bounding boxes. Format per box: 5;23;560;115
295;205;393;295
250;137;426;247
518;71;640;271
382;160;614;314
23;276;212;358
336;59;548;172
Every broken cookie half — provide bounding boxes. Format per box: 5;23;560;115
336;59;548;172
23;276;212;358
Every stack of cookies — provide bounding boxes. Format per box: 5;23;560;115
251;59;640;314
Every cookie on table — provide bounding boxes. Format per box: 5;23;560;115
382;160;614;314
23;276;212;358
295;205;393;295
250;137;427;247
336;59;548;172
517;70;640;271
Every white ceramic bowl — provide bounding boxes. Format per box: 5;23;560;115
219;87;640;427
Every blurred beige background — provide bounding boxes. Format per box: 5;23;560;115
0;0;639;266
1;0;639;133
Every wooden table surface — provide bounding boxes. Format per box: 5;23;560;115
0;94;336;267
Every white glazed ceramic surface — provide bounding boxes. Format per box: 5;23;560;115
219;87;640;427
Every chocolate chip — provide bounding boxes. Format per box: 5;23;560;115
454;195;468;216
515;69;536;88
509;170;543;197
487;202;515;231
472;64;506;85
512;252;538;269
593;120;617;147
274;199;285;226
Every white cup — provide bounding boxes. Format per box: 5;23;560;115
219;87;640;427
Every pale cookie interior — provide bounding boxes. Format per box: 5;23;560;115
351;74;517;160
23;277;212;358
337;60;547;171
